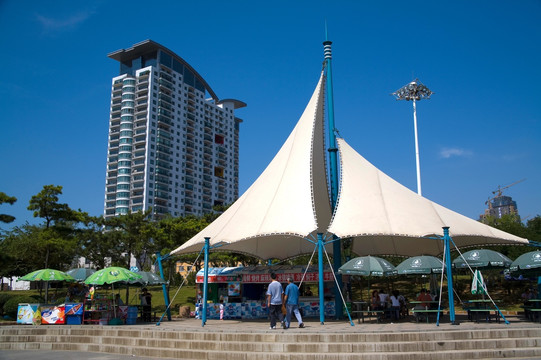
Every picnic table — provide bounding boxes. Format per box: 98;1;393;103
351;301;386;323
524;299;541;323
463;299;503;323
409;301;444;323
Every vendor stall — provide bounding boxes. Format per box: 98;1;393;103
195;265;336;320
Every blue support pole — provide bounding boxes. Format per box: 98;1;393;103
443;227;459;325
202;237;210;327
324;31;343;320
317;233;325;325
156;252;171;321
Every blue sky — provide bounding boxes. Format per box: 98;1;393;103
0;1;540;231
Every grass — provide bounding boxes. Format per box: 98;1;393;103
0;284;197;318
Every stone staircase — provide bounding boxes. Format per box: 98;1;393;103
1;325;541;359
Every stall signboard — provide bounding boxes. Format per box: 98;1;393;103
241;272;333;283
17;303;41;325
228;282;241;296
196;274;242;283
41;304;65;325
196;266;333;283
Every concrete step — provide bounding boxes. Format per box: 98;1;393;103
2;341;541;360
2;333;541;353
2;326;541;359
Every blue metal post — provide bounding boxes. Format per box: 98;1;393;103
443;227;458;325
156;252;171;321
202;237;210;327
317;233;325;324
324;31;343;320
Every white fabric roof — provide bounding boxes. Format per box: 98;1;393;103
171;72;332;259
327;138;529;257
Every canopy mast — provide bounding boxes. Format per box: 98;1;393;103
323;24;343;320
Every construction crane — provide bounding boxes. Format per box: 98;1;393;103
484;178;526;207
492;178;526;197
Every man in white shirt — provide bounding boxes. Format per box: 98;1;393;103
266;273;285;329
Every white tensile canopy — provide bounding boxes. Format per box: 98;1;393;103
170;72;332;259
328;138;529;256
171;71;529;261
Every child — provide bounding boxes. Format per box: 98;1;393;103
219;299;224;321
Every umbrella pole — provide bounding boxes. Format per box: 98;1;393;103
45;281;49;303
112;283;117;318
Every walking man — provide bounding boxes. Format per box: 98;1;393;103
266;272;285;329
284;277;304;328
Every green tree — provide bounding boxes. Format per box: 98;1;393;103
105;209;155;301
0;192;17;224
78;215;124;269
26;185;84;268
105;209;155;270
526;216;541;243
477;213;538;260
154;215;208;293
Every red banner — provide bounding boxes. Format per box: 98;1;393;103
197;272;333;283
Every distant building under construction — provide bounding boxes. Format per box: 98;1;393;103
479;179;524;222
480;195;520;221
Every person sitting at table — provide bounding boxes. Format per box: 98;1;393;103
389;290;401;321
414;288;433;322
378;289;389;308
522;288;534;303
115;294;124;306
417;289;432;308
430;292;440;309
371;290;381;310
140;288;152;322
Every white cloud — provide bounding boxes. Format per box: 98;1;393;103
35;10;95;32
439;147;473;159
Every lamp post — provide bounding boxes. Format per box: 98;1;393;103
392;79;433;196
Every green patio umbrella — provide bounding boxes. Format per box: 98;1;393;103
84;267;142;318
128;271;166;285
84;267;142;286
396;256;444;275
508;251;541;296
20;269;76;282
453;249;512;269
338;256;397;301
18;268;76;303
338;256;397;277
509;251;541;275
66;268;96;282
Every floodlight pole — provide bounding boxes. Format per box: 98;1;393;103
392;79;433;196
412;99;422;195
324;28;343;321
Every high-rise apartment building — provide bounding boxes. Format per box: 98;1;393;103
104;40;245;220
